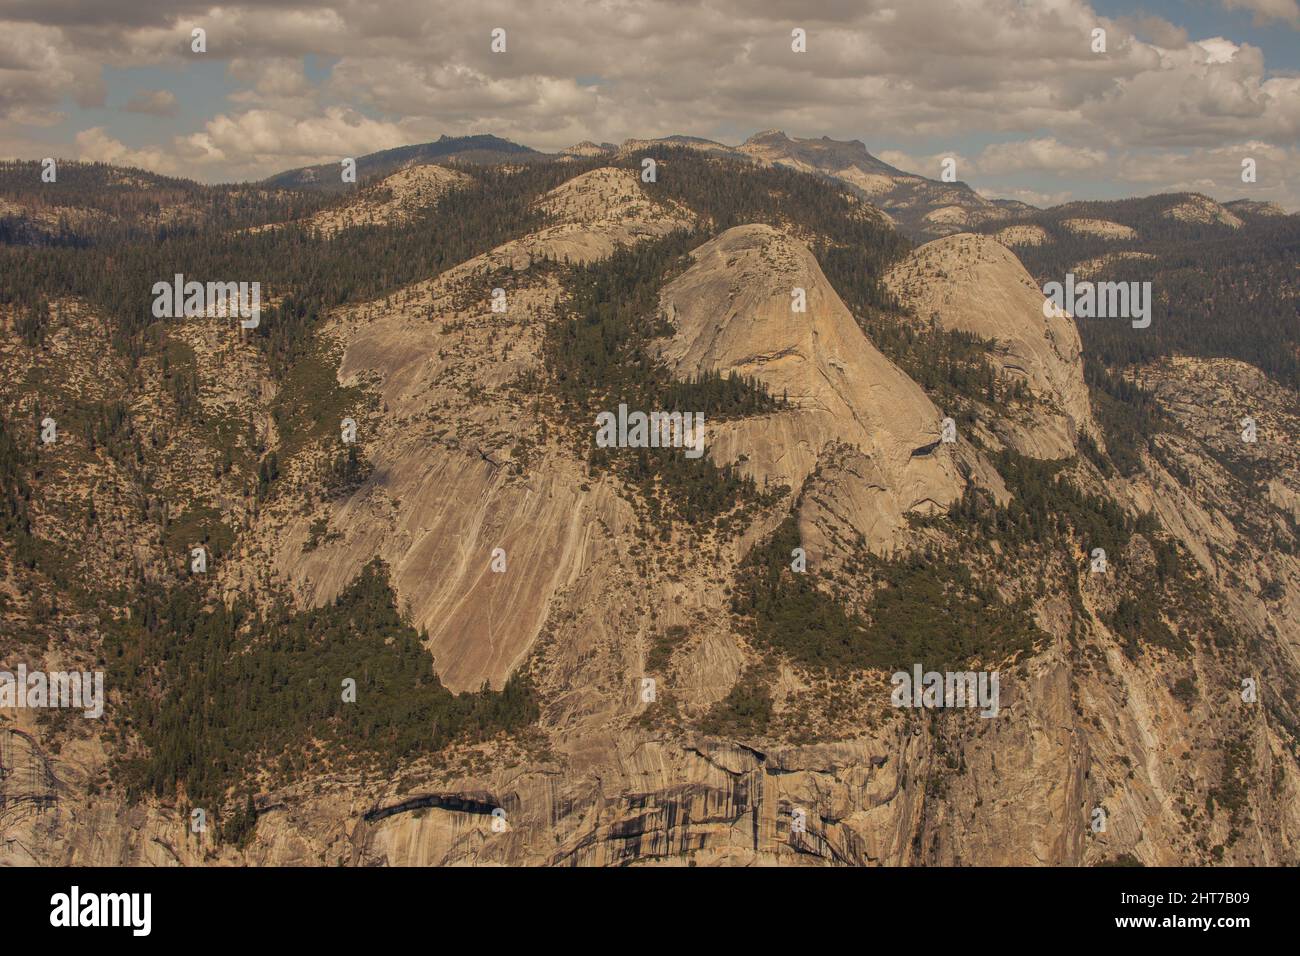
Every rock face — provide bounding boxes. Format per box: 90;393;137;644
300;164;473;236
260;167;690;692
1060;218;1137;240
610;130;1016;241
14;589;1297;867
994;224;1050;247
1163;195;1243;229
3;157;1298;871
491;166;694;268
656;223;965;550
561;141;615;158
1131;356;1300;628
734;130;1009;240
250;163;472;237
1071;251;1156;279
884;233;1095;459
617;135;740;160
1224;199;1288;219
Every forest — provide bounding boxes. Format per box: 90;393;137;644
104;560;538;836
981;198;1300;391
546;232;787;530
731;515;1043;673
0;148;1284;839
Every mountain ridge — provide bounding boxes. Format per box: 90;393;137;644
1;142;1297;867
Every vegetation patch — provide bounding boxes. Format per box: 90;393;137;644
546;233;788;530
732;516;1043;672
104;559;538;836
699;668;773;737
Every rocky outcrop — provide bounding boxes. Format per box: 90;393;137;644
607;130;1017;241
252;163;473;237
12;587;1297;868
1071;251;1156;279
482;167;693;268
735;130;1009;240
1223;199;1289;219
257;168;690;692
994;224;1050;247
4;159;1298;872
1060;218;1137;240
884;233;1095;459
656;223;965;550
1128;356;1300;645
1162;195;1243;229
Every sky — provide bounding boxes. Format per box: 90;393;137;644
1;0;1297;210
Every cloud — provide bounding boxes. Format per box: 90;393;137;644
876;149;976;180
1220;0;1300;28
0;0;1293;208
880;139;1106;184
0;21;103;121
1077;39;1300;148
978;186;1075;208
1112;141;1299;206
174;105;410;177
123;89;177;116
974;138;1108;175
1112;15;1189;48
74;126;180;174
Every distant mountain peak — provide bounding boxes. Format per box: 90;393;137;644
262;133;545;191
561;140;613;157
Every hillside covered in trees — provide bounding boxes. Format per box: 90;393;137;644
1;142;1296;867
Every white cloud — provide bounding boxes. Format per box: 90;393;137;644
1112;141;1299;206
175;106;410;177
975;138;1108;175
978;186;1075;208
0;21;103;120
1197;37;1242;64
0;0;1293;206
74;126;181;174
875;149;975;180
227;57;315;109
1220;0;1300;28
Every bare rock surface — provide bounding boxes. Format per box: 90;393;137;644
1163;195;1243;229
1061;218;1137;240
253;163;472;237
656;223;965;550
884;233;1095;459
258;168;690;691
